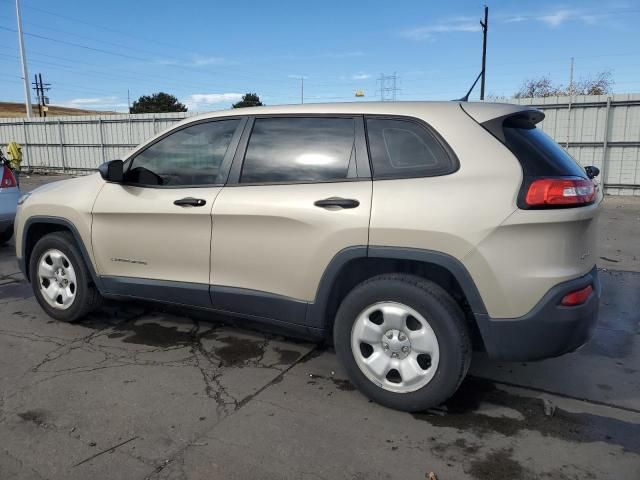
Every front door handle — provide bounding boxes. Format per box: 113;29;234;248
174;197;206;207
314;197;360;209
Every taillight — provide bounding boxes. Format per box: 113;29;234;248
1;167;17;188
525;177;595;208
561;285;593;306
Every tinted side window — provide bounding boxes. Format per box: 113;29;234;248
240;117;355;184
366;118;456;178
126;119;240;186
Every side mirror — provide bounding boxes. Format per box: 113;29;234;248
98;159;124;183
585;165;600;179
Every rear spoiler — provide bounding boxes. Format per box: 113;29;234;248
461;103;545;142
461;103;544;125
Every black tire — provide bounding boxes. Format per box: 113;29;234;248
333;273;471;412
29;231;102;322
0;225;13;245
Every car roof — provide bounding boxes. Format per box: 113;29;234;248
184;101;538;124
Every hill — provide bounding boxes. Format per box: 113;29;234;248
0;101;116;118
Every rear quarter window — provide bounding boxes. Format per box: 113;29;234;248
365;118;457;179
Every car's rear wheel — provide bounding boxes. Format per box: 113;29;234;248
29;231;102;322
334;273;471;412
0;224;13;245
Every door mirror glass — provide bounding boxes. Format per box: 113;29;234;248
98;159;124;183
585;165;600;179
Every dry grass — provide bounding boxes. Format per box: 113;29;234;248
0;101;116;118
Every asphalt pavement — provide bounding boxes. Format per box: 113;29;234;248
0;174;638;479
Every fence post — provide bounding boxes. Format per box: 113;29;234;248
57;119;67;173
22;118;30;171
98;118;106;163
601;96;612;190
565;94;573;149
153;114;157;134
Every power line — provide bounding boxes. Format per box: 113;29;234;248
0;25;147;61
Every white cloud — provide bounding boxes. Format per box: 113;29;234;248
155;56;231;67
191;55;228;66
540;9;572;27
321;51;365;59
504;15;526;23
351;73;371;80
400;19;480;41
183;93;243;110
68;97;117;105
501;9;606;27
61;97;128;110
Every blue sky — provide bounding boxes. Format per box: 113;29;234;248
0;0;638;112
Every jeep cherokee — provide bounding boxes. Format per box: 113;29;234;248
14;102;602;411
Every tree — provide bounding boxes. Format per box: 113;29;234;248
514;71;613;98
514;76;562;98
573;71;613;96
232;93;264;108
130;92;187;113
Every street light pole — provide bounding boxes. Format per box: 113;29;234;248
15;0;32;118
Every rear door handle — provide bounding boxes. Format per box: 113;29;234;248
314;197;360;209
174;197;206;207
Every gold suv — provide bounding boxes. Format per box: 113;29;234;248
15;102;602;411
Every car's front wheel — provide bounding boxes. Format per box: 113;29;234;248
334;274;471;412
29;231;102;322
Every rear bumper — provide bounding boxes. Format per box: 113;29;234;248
0;218;13;231
0;188;19;232
476;266;601;361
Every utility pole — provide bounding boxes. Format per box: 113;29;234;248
301;77;304;104
15;0;32;118
568;56;574;95
32;73;51;118
33;75;41;117
479;5;488;100
566;57;574;148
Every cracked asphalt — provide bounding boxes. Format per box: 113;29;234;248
0;175;639;479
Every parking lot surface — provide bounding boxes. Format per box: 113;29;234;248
1;174;639;479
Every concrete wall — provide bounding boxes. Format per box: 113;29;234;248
1;94;639;194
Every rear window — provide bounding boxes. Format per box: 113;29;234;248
499;123;586;178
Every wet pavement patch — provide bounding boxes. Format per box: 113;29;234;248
274;347;301;364
307;374;357;391
468;448;530;480
215;336;264;366
0;282;34;302
454;438;480;455
413;376;640;454
579;328;634;359
17;409;50;427
113;322;195;348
